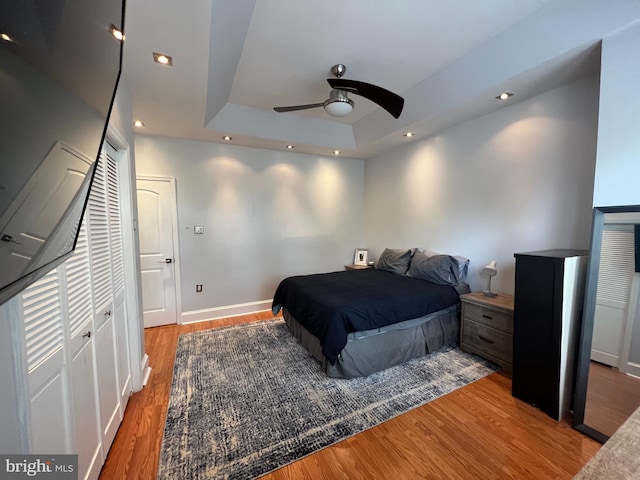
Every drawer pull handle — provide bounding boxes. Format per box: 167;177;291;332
479;335;495;344
481;314;493;319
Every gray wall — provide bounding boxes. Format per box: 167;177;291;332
364;75;600;295
593;20;640;207
134;137;364;316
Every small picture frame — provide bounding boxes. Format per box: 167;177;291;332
354;248;369;266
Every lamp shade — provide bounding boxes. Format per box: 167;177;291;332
324;99;354;117
482;260;498;277
482;260;498;297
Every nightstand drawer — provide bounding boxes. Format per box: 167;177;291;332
461;320;513;363
463;302;513;334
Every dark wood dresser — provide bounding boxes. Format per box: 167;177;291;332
512;249;588;420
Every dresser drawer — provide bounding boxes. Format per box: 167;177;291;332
461;319;513;363
463;302;513;334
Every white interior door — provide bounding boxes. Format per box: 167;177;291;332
591;225;635;367
136;177;178;328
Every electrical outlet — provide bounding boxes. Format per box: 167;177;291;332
194;225;204;234
196;284;202;292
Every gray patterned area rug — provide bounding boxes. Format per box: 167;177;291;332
158;319;498;479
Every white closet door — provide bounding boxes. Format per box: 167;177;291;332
88;153;113;322
7;140;133;479
592;225;635;366
105;144;131;408
65;219;103;480
87;147;121;453
21;269;73;454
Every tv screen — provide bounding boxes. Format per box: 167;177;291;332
0;0;124;305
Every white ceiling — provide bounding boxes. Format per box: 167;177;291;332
121;0;640;159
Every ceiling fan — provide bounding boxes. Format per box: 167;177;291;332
273;64;404;119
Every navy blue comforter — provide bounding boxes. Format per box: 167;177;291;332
272;269;460;364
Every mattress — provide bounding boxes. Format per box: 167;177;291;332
272;268;462;364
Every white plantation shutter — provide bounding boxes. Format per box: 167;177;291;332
88;153;113;313
597;228;635;304
22;270;63;372
106;153;124;296
65;221;92;336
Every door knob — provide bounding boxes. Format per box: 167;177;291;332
82;331;91;339
164;258;173;263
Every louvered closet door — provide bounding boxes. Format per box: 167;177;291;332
86;144;122;453
21;269;73;454
105;143;130;407
65;218;103;480
592;225;636;367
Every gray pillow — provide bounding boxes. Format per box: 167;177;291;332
407;252;460;286
423;248;470;281
375;248;414;275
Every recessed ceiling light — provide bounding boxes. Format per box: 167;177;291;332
153;52;173;66
1;33;13;43
134;120;145;128
404;132;414;137
110;25;124;41
334;150;341;155
222;135;232;141
286;145;294;150
496;92;514;100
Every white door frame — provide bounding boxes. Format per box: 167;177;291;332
597;215;640;377
106;125;149;391
136;175;182;327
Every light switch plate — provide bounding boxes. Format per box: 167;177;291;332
194;225;204;234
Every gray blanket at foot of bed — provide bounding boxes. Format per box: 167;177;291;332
284;304;460;378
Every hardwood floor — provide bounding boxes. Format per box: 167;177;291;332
99;312;600;479
584;361;640;437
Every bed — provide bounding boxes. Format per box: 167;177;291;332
272;248;471;378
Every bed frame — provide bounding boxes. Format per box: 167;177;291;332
283;304;461;378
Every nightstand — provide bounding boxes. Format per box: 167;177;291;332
460;292;514;376
345;264;372;271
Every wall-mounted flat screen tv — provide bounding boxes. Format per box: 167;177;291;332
0;0;124;306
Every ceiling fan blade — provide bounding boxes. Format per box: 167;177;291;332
273;102;324;113
327;78;404;119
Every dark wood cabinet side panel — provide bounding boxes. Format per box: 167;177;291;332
512;256;561;418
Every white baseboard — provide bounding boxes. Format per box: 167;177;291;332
591;349;619;367
141;354;152;388
623;361;640;378
179;299;273;325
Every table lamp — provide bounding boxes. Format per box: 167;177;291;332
482;260;498;297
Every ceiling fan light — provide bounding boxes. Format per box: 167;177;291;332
324;99;354;117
